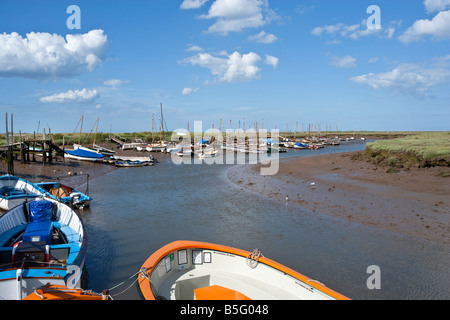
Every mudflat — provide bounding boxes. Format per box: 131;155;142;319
228;152;450;245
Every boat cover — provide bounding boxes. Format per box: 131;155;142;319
29;200;53;222
65;148;105;159
23;221;53;244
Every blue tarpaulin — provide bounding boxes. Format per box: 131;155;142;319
65;148;105;159
29;200;53;222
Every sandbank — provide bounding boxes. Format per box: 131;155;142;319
228;152;450;245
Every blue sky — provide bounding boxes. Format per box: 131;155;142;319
0;0;449;134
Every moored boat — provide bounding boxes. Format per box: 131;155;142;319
138;241;350;300
0;175;45;211
64;148;106;162
35;181;92;209
115;160;149;167
0;199;87;300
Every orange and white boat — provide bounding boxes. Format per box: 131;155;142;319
138;241;350;300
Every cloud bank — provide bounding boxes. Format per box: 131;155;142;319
0;29;108;79
350;56;450;99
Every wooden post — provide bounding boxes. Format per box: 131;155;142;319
43;128;47;166
20;131;25;164
5;112;14;175
32;131;36;162
48;128;53;164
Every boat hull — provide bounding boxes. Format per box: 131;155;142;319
0;175;46;211
138;241;349;300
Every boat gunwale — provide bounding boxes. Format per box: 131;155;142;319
138;240;350;300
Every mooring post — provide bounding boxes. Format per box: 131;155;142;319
5;112;14;175
43;128;47;166
19;130;25;164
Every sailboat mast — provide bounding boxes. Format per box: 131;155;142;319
93;117;99;146
152;114;155;143
78;115;84;145
160;103;164;141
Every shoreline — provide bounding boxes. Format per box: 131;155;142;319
227;151;450;245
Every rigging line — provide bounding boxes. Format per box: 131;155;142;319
65;117;82;148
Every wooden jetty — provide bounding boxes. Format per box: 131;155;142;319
1;113;65;175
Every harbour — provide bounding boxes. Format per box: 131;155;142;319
1;1;450;302
0;120;449;300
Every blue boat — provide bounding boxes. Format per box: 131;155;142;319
64;148;106;162
0;199;87;299
294;142;308;149
35;181;92;209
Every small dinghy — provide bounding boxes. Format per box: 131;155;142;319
138;241;349;300
35;181;92;209
114;160;149;167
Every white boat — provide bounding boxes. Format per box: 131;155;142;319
0;175;44;211
145;142;168;152
197;148;218;158
0;199;87;300
121;139;148;150
138;241;350;300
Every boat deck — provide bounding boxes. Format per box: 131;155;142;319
156;266;323;300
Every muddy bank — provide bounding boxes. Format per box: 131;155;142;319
228;152;450;244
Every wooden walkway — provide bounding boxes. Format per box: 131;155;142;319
0;139;65;175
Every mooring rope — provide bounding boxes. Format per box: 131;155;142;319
107;270;141;298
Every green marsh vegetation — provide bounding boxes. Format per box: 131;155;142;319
361;132;450;170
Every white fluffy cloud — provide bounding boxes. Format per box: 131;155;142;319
399;10;450;44
350;56;450;99
424;0;450;13
311;20;397;40
198;0;278;34
40;89;99;103
0;29;108;79
180;0;210;9
264;55;279;68
329;55;357;68
181;87;200;95
248;30;278;44
103;79;128;87
181;51;268;83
